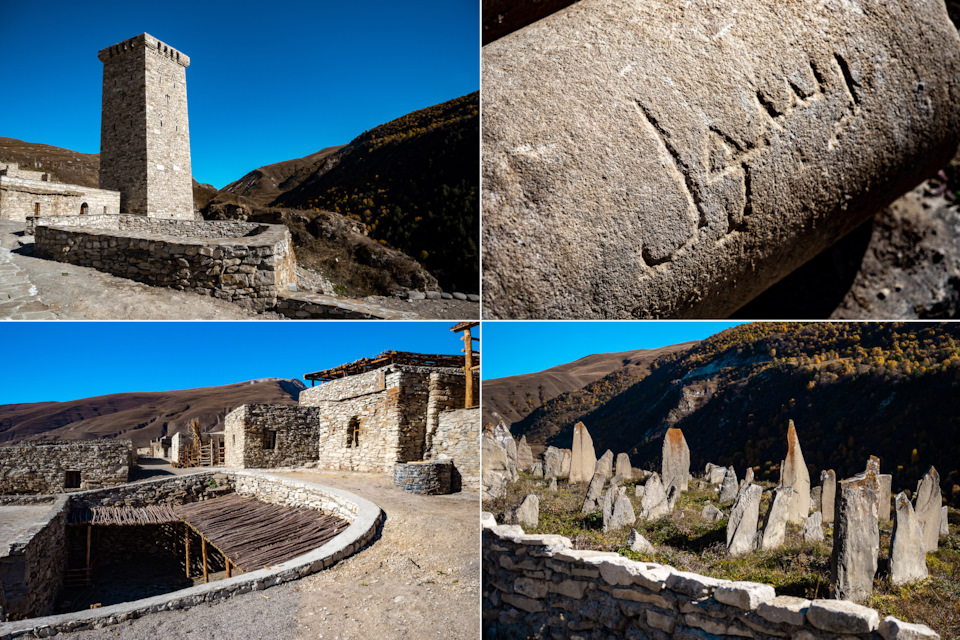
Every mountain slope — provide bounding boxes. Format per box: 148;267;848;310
0;379;302;447
482;344;696;427
510;323;960;505
221;145;345;205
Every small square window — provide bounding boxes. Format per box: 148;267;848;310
65;470;81;489
262;430;277;450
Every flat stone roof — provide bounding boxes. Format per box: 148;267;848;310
0;504;54;550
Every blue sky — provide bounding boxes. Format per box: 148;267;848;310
1;321;473;404
0;0;479;188
481;321;744;380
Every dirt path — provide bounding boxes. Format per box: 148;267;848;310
59;470;480;640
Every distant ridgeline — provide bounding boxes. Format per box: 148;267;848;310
273;92;479;292
512;322;960;505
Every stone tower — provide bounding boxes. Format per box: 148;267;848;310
98;33;194;218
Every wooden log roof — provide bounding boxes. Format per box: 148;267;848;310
68;505;179;526
304;350;465;382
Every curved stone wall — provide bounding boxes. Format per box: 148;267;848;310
32;216;295;311
394;460;453;495
0;472;382;639
482;515;940;640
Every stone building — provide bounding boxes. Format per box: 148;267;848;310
224;352;480;483
0;440;136;494
0;163;120;222
98;33;194;218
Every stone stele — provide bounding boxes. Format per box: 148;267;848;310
570;422;597;484
615;452;632;481
779;420;811;524
727;483;762;557
831;470;880;601
821;469;837;525
915;466;942;553
759;486;795;551
481;0;960;318
661;428;690;494
596;449;614;480
889;492;928;585
517;436;535;471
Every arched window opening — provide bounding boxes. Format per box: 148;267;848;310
80;202;89;215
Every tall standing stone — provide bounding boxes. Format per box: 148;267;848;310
821;470;837;524
582;472;606;514
831;470;880;601
942;506;950;537
605;488;636;532
543;446;564;479
517;436;535;471
779;420;811;524
811;486;822;514
560;449;572;479
727;484;762;556
615;453;633;481
718;467;739;504
596;449;614;479
802;512;825;543
878;473;892;522
640;472;670;521
99;34;194;218
759;487;795;550
889;492;928;585
661;428;690;494
503;436;519;482
481;435;509;500
915;466;942;553
570;422;597;483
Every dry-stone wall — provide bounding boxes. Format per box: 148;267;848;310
0;441;135;494
393;460;454;495
0;497;68;620
224;404;322;469
426;407;480;484
482;517;938;639
1;174;119;223
33;216;295;312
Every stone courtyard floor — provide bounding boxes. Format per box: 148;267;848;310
57;468;481;640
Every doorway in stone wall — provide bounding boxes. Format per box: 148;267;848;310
80;203;89;215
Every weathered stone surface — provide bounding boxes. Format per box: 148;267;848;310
757;595;810;626
605;489;636;532
942;506;949;536
811;486;822;514
640;472;670;521
727;483;762;556
706;462;727;485
831;470;880;601
505;493;540;529
547;477;557;492
879;473;893;522
718;467;739;504
502;434;519;482
601;484;619;526
560;448;571;479
0;441;134;494
821;469;837;524
517;436;534;471
596;449;614;479
615;452;632;481
481;0;960;319
664;570;728;597
627;529;654;554
482;435;509;499
760;486;794;550
915;466;942;553
802;512;824;543
878;616;940;640
714;581;776;610
661;428;690;493
807;599;880;634
702;503;723;522
890;492;929;585
542;446;564;479
531;462;544;478
635;484;644;499
570;422;597;483
582;472;606;514
780;420;811;524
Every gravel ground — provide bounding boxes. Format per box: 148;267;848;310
57;470;481;640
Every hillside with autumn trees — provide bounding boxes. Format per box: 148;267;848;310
509;322;960;506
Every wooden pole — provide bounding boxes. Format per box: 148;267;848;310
202;537;209;583
185;525;191;579
463;328;473;408
226;559;232;578
85;524;92;569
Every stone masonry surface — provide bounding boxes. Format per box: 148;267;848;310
0;246;56;320
33;216;295;312
224;405;323;469
427;407;480;486
393;461;453;495
0;441;135;495
99;34;193;218
481;0;960;318
0;169;119;223
481;517;939;639
0;497;67;620
0;471;382;638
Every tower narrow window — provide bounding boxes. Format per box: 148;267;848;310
34;202;40;215
346;418;360;448
65;471;81;489
262;429;277;450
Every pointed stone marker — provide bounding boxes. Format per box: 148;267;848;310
662;428;691;493
503;435;519;482
779;420;810;524
760;486;795;550
831;468;880;601
581;472;605;514
505;493;540;529
890;491;928;585
570;422;597;483
482;435;510;499
605;488;636;532
802;512;824;543
821;469;836;524
718;467;739;504
532;462;544;478
915;466;942;553
517;435;534;471
640;472;670;521
596;449;614;479
628;529;655;554
702;503;724;522
727;483;762;556
615;452;633;481
601;484;619;526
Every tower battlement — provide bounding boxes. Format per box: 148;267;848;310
97;33;190;68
